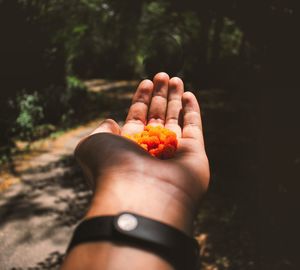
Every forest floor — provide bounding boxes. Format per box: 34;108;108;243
0;80;259;270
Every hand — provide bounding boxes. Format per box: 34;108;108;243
75;72;210;234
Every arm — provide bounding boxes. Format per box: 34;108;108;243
60;73;210;270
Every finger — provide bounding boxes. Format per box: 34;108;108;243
182;92;204;143
165;77;184;138
148;72;169;126
121;80;153;135
90;119;121;135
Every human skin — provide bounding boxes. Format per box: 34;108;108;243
60;72;210;270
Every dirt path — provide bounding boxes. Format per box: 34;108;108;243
0;121;99;270
0;119;100;191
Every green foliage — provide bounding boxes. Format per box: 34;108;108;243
15;92;44;141
1;0;295;146
220;18;243;57
12;76;87;141
67;76;85;90
0;0;296;142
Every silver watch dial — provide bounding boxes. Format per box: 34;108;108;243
117;213;138;231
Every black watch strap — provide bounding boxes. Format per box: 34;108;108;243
67;212;200;270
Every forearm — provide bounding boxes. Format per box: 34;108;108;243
61;173;195;270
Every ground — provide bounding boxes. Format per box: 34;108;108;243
0;80;259;270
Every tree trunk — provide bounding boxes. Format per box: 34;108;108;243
198;13;212;66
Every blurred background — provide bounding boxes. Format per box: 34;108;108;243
0;0;299;269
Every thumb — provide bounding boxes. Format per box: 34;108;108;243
90;119;121;135
75;119;121;152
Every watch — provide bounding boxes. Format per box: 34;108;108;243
67;212;200;270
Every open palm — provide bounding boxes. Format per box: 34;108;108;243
75;73;210;232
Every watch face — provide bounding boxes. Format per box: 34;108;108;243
117;213;138;231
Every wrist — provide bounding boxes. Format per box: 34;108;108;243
84;172;195;235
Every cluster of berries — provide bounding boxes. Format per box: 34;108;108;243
125;125;178;159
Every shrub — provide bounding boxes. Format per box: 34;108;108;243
14;91;44;141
